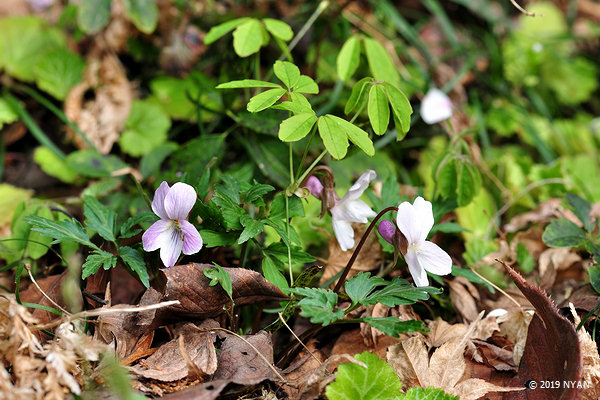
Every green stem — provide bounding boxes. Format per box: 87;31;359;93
294;124;318;181
285;143;294;285
295;149;327;188
279;0;330;61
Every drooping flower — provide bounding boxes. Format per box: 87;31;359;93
420;88;452;124
395;196;452;286
330;170;377;251
142;181;203;267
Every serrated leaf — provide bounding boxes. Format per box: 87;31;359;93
216;79;280;89
34;48;85;100
263;242;315;264
542;219;587;248
274;60;300;89
77;0;111;34
288;287;343;325
566;193;593;232
337;36;361;81
345;272;386;306
364;277;441;306
262;255;289;291
368;84;390;135
269;193;305;219
34;146;78;183
324;114;374;157
294;75;319;94
361;317;426;337
119;246;150;287
83;196;117;242
198;230;238;248
244;182;275;205
345;77;372;115
26;215;95;248
247;88;286;113
204;18;249;45
383;82;412;137
278;113;317;142
589;265;600;294
122;0;158;33
317;115;349;160
262;18;293;41
326;351;402;400
82;249;117;279
232;19;263;57
120;211;157;239
119;100;171;157
363;37;401;88
203;263;233;301
399;387;458;400
456;161;481;207
238;215;265;244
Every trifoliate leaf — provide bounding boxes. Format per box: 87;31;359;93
325;351;402;400
119;246;149;287
216;79;280;89
363;37;401;88
326;114;375;157
119;100;171;157
542;219;587;248
345;77;372;115
82;249;117;279
383;82;412;137
288;287;344;325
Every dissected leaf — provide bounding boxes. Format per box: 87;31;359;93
118;246;149;288
361;317;426;338
82;249;117;279
26;215;94;248
83;196;116;242
288;287;344;325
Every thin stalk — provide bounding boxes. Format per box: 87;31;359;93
294;124;318;181
285;143;294;285
333;206;398;293
280;0;330;60
295;149;328;189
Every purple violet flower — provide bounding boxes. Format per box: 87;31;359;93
142;181;203;267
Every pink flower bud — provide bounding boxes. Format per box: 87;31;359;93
305;176;324;199
378;220;396;244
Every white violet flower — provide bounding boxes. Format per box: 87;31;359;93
420;88;453;124
396;196;452;286
142;181;203;267
330;170;377;251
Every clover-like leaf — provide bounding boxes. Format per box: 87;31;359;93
337;36;362;81
368;84;390;135
247;88;286;113
278;113;317;142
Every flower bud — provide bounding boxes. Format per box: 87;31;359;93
305;176;324;198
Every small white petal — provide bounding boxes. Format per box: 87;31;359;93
396;201;421;244
181;220;203;255
418;241;452;275
160;228;184;267
333;199;376;223
151;181;170;220
142;220;172;252
487;308;508;318
405;249;429;287
339;170;376;203
164;182;197;220
412;196;434;242
332;218;355;251
421;88;452;124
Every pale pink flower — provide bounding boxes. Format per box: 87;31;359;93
142;181;203;267
396;196;452;286
421;88;452;124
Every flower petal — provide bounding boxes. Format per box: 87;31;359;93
420;88;452;124
164;182;197;221
151;181;170;220
333;199;376;223
405;249;429;287
159;228;184;267
339;170;376;203
142;220;172;251
332;217;355;251
305;176;324;198
418;241;452;275
396;201;420;244
412;196;434;242
181;220;203;255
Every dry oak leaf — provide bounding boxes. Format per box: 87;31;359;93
496;310;534;366
501;262;583;400
20;271;70;328
449;276;481;323
388;317;521;400
130;320;218;382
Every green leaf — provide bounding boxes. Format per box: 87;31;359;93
294;75;319;94
262;18;293;41
345;77;372;115
364;277;441;306
77;0;111;34
451;266;494;293
119;212;157;239
119;246;150;287
345;272;386;307
216;79;280;89
566;193;593;232
204;264;233;301
589;265;600;295
204;18;249;45
66;150;128;178
337;36;362;81
0;97;18;129
325;351;402;400
324;115;374;157
383;82;412;137
119;100;171;157
3;202;52;262
456;161;481;207
278;113;317;142
33;146;78;183
244;182;275;205
270;193;305;219
82;249;117;279
263;242;315;264
140;142;178;179
33;48;85;100
542;219;587;248
238;215;265;244
233;19;263;57
368;84;390;135
516;242;535;274
274;61;300;88
317;115;349;160
122;0;158;33
262;256;289;291
25;215;95;248
149;75;202;120
361;317;426;337
399;387;458;400
198;230;238;248
83;196;117;242
288;287;344;325
247;88;286;113
436;159;457;199
363;38;401;88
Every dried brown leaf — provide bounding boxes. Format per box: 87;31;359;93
387;336;428;388
20;271;67;327
569;304;600;400
449;276;481;323
161;380;230;400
